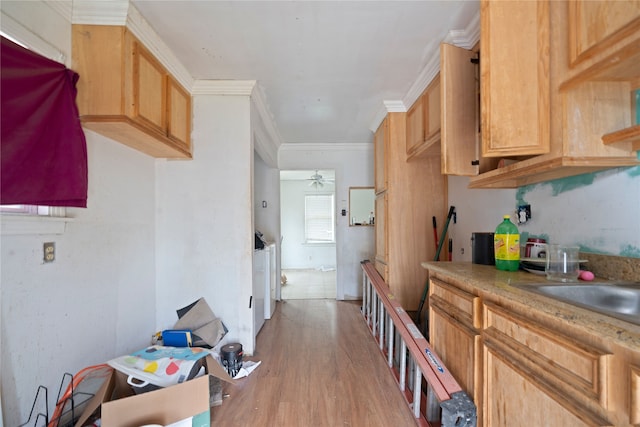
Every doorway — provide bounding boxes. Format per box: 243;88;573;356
279;169;337;300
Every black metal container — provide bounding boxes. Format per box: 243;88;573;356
471;232;495;265
221;343;243;377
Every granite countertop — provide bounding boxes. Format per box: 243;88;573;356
421;261;640;352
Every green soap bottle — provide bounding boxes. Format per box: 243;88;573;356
494;214;520;271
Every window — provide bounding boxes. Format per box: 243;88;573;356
1;34;88;208
0;205;65;216
0;31;74;235
304;194;335;243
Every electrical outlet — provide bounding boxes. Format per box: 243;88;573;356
517;205;531;224
43;242;55;263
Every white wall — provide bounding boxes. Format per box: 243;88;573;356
1;5;271;421
446;176;517;261
280;179;337;269
253;154;281;246
448;162;640;261
1;3;158;424
1;133;157;426
155;94;255;354
279;144;375;300
253;153;281;300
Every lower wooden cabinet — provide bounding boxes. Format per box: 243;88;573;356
483;349;607;427
428;273;637;427
483;301;612;426
429;279;483;422
631;365;640;425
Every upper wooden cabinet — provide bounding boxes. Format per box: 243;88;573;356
567;1;640;69
480;0;550;157
373;112;447;310
467;0;640;188
167;78;191;147
374;118;388;194
72;25;192;159
406;74;441;160
562;0;640;151
441;43;486;176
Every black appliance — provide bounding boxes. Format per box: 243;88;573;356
471;232;495;265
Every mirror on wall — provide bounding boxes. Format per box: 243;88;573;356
349;187;375;226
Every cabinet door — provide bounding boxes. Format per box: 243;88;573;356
568;0;640;68
73;25;126;117
480;0;550;157
441;43;478;176
424;75;441;146
406;76;441;160
374;119;388;193
631;365;640;425
406;95;424;156
483;301;613;426
167;77;192;151
374;193;387;265
133;42;167;135
429;298;482;419
483;347;609;427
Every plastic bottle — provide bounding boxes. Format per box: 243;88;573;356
494;214;520;271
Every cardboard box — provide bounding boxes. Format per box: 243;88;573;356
102;374;210;427
74;354;235;427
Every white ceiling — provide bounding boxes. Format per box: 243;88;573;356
131;1;479;145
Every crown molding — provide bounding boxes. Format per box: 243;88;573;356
1;11;66;64
192;80;257;95
403;51;440;111
253;124;278;168
251;83;284;159
125;5;194;92
383;100;407;113
368;10;480;134
71;0;129;25
444;12;480;49
369;107;387;133
70;1;194;91
369;100;407;133
45;0;72;22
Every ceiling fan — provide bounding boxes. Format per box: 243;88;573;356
307;170;334;187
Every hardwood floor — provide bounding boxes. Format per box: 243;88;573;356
280;268;336;300
211;299;417;426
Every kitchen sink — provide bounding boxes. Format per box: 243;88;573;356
513;282;640;326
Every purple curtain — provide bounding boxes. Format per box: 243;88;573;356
1;36;88;207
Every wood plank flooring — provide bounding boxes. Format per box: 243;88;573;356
211;299;417;426
281;268;336;300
